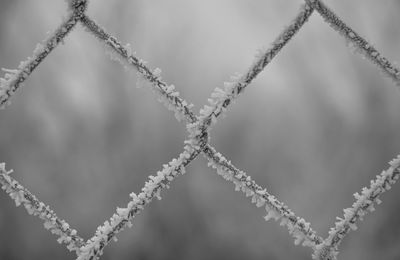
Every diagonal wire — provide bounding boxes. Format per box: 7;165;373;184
313;157;400;260
193;3;315;139
77;147;201;260
0;164;85;253
80;16;197;125
0;11;82;109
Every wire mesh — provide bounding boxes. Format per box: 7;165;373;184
0;1;399;259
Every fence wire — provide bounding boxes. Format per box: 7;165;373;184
0;1;399;260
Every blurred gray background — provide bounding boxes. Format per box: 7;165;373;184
1;0;400;259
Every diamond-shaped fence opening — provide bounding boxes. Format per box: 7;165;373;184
1;1;400;260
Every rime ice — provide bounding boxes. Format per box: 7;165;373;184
77;147;193;260
0;164;85;253
313;155;400;260
0;1;399;260
0;11;81;108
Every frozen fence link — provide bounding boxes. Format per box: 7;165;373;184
80;15;197;124
305;0;400;86
202;145;324;248
77;146;199;260
192;3;314;139
0;12;81;109
0;1;400;260
0;164;85;253
80;7;322;251
313;155;400;260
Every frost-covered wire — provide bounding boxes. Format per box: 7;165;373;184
203;145;323;247
0;163;85;253
1;1;400;260
77;146;200;260
0;12;81;109
80;15;197;124
191;3;314;140
305;0;400;86
79;7;323;250
313;155;400;260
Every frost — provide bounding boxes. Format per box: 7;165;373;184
309;0;400;88
203;148;320;249
1;68;18;74
33;43;45;56
153;68;162;78
80;151;191;259
264;209;280;222
348;31;355;38
0;12;78;108
104;42;127;68
125;43;133;57
0;166;84;253
293;230;305;245
389;155;400;167
321;154;400;256
313;243;338;260
0;2;398;259
116;207;129;216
